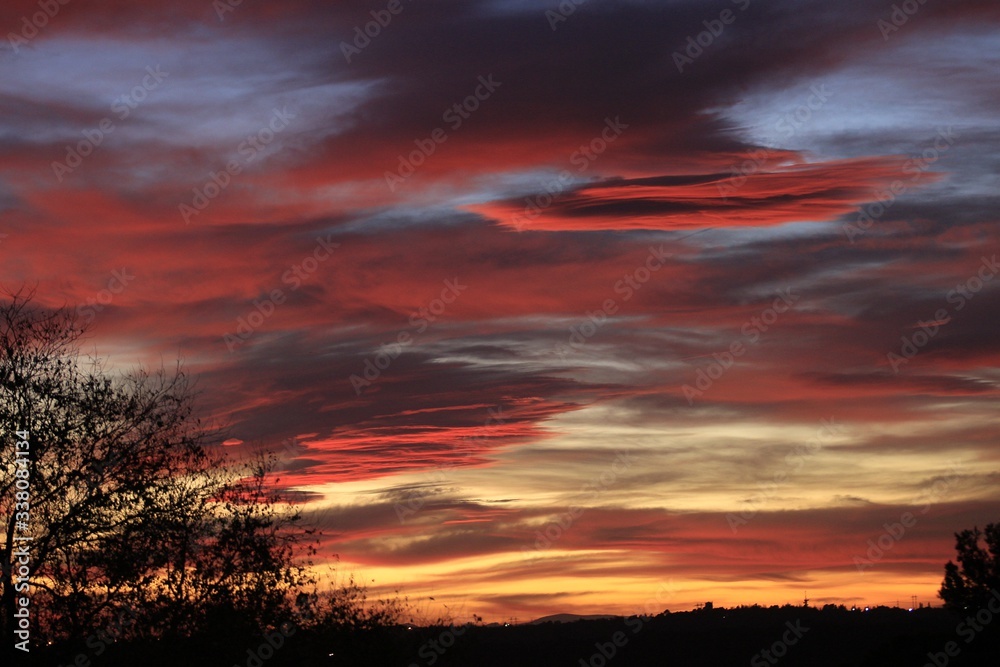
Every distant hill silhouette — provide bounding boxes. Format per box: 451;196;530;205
530;613;622;624
25;603;1000;666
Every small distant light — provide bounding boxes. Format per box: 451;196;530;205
864;607;870;612
909;608;914;612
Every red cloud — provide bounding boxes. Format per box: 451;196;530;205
474;156;937;232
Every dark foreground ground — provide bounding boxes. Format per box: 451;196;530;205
21;605;1000;666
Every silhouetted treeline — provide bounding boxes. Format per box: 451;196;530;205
17;603;1000;667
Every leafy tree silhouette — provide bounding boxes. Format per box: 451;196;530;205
0;288;402;659
939;522;1000;611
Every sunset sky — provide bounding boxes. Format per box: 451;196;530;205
2;0;999;622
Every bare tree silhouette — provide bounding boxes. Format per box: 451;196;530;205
0;288;334;654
